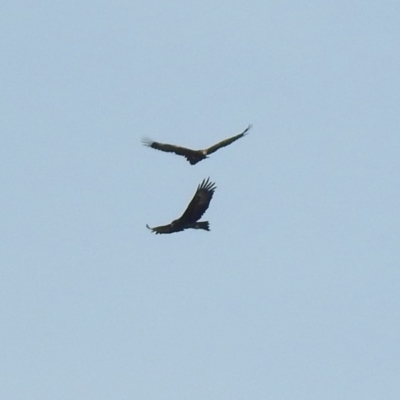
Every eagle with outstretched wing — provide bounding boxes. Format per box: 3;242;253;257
146;178;217;234
142;124;251;165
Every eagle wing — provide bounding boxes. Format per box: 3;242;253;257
142;138;196;158
205;124;252;155
178;178;216;223
146;223;184;235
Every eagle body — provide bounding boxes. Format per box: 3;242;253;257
146;178;216;234
142;125;251;165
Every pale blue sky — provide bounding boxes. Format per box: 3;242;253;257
1;2;399;399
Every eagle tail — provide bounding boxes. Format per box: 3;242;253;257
195;221;210;231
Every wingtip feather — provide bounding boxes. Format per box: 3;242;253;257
198;177;217;192
243;124;252;135
141;138;153;147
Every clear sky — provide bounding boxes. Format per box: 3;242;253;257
1;2;399;399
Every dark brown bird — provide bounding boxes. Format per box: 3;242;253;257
146;178;217;234
142;124;251;165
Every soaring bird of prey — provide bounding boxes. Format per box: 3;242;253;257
146;178;217;234
142;124;251;165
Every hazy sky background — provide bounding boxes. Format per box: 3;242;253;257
1;2;399;399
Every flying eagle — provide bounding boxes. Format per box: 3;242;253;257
142;124;251;165
146;178;217;234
